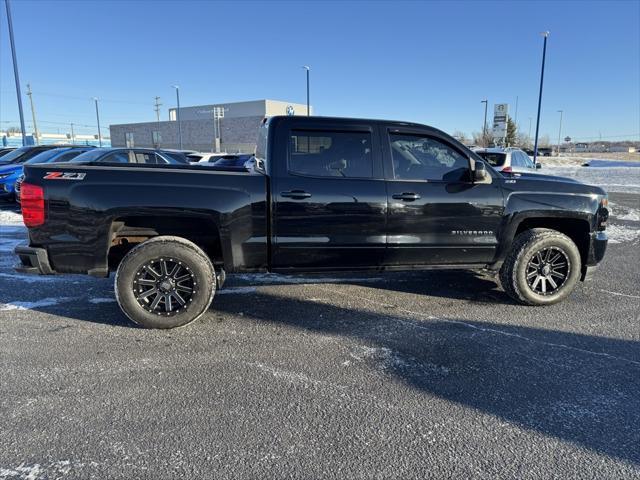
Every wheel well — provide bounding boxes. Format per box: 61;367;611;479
515;217;590;264
107;215;223;271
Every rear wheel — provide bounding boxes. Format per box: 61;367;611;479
115;236;215;328
500;228;581;305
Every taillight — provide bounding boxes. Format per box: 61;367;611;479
501;166;513;173
21;183;45;227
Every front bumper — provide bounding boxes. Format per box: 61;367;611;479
14;245;55;275
581;231;608;281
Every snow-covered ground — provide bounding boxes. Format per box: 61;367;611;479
542;165;640;194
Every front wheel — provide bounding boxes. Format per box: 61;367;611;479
499;228;581;305
115;236;216;328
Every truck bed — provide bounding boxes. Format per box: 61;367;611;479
20;162;269;276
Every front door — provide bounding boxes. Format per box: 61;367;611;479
271;124;387;271
383;129;504;266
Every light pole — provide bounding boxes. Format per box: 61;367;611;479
556;110;563;156
480;99;488;146
70;123;75;144
172;85;183;149
533;31;550;165
302;66;310;116
93;97;102;147
5;0;27;145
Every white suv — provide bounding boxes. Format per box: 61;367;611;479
474;147;541;173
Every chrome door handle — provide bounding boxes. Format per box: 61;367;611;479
392;192;421;201
281;190;312;199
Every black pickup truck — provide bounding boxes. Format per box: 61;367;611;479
15;116;609;328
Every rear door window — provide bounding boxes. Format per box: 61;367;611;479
289;130;373;178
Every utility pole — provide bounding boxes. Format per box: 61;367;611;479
93;97;102;147
533;31;550;165
5;0;27;145
70;123;75;144
480;99;488;146
302;66;310;116
154;96;162;123
514;96;519;127
26;83;39;144
556;110;563;156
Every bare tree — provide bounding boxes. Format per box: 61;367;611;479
472;128;493;148
452;130;468;144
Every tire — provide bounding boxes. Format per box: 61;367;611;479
115;236;216;328
499;228;581;306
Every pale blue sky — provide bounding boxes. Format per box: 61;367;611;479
1;0;639;141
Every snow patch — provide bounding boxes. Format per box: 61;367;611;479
0;460;97;479
606;224;640;244
217;286;258;295
0;297;74;311
0;210;23;225
608;202;640;222
88;297;116;304
349;345;450;376
0;272;62;283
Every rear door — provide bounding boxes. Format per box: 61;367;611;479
382;127;504;266
271;121;387;271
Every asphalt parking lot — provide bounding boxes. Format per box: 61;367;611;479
1;191;639;479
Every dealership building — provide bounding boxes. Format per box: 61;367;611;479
109;99;311;153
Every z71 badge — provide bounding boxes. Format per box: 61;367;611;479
44;172;86;180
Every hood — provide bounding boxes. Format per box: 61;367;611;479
503;171;607;196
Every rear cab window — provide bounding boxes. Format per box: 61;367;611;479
477;152;506;167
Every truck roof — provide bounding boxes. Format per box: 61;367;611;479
266;115;446;134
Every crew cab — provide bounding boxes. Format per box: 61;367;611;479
15;116;609;328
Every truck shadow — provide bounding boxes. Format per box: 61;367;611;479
212;289;640;465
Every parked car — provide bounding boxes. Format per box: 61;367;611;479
475;147;542;173
0;145;76;201
16;115;608;328
0;147;16;158
187;152;231;164
209;154;255;170
14;146;96;203
69;148;189;165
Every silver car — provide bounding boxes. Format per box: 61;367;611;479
474;147;541;173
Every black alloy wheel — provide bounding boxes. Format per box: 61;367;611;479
525;246;570;296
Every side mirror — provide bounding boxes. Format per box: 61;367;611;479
535;163;542;169
473;161;490;183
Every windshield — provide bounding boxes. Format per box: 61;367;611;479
69;149;108;163
0;146;31;164
24;148;67;164
476;152;506;167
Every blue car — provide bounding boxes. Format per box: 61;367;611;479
0;145;94;202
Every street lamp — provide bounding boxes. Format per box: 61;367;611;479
556;110;563;156
93;97;102;147
172;85;183;149
533;31;550;165
302;66;310;116
5;0;26;145
480;99;488;146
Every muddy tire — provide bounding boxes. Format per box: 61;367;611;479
115;236;215;328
